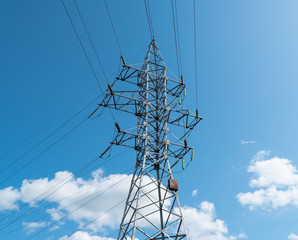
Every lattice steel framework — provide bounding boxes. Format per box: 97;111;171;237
98;39;202;240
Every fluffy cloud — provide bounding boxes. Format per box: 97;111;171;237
24;169;130;231
0;186;21;210
0;169;130;233
182;201;244;240
59;201;241;240
236;151;298;209
22;221;48;234
0;169;242;239
289;233;298;240
59;231;116;240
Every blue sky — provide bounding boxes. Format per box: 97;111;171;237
1;0;298;239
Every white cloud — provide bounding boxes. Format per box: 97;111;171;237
0;169;243;239
289;233;298;240
0;186;21;211
22;221;48;234
236;151;298;209
182;202;228;240
192;189;198;197
240;140;256;145
23;169;130;231
182;201;244;240
59;231;116;240
0;169;130;232
0;169;172;233
238;233;247;239
60;201;242;240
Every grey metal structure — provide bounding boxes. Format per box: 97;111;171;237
98;39;202;240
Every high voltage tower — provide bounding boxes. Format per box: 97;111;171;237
96;39;202;240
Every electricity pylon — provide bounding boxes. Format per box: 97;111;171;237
98;39;202;240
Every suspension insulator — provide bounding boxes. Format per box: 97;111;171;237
108;84;114;94
178;97;181;105
183;88;186;97
196;109;199;118
182;159;185;170
115;122;121;132
181;75;184;84
191;149;194;161
184;139;188;148
120;55;126;66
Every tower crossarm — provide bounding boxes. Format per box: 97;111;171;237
101;128;194;169
97;64;189;116
97;80;202;129
98;92;202;129
167;107;203;129
99;89;140;115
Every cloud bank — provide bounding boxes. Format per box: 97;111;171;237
183;201;246;240
0;169;242;239
289;233;298;240
237;150;298;210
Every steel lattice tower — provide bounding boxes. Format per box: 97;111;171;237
98;39;202;240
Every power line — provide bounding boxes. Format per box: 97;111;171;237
0;96;101;188
26;176;130;240
0;95;100;178
0;117;88;188
171;0;180;78
0;148;129;231
60;0;104;93
0;156;132;237
103;0;122;55
0;157;98;226
0;149;129;225
0;154;99;232
144;0;154;39
60;0;116;122
174;0;183;74
0;88;97;161
146;0;154;37
64;198;126;240
0;152;100;231
193;0;198;109
73;0;109;83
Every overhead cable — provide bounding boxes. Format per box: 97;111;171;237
61;0;116;122
64;198;126;240
103;0;123;55
0;88;97;161
0;160;132;238
193;0;199;109
0;95;100;179
0;93;102;187
61;0;104;93
0;117;88;188
73;0;109;83
171;0;181;78
0;148;130;233
144;0;154;39
26;177;130;240
0;155;98;226
174;0;183;74
0;154;98;232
